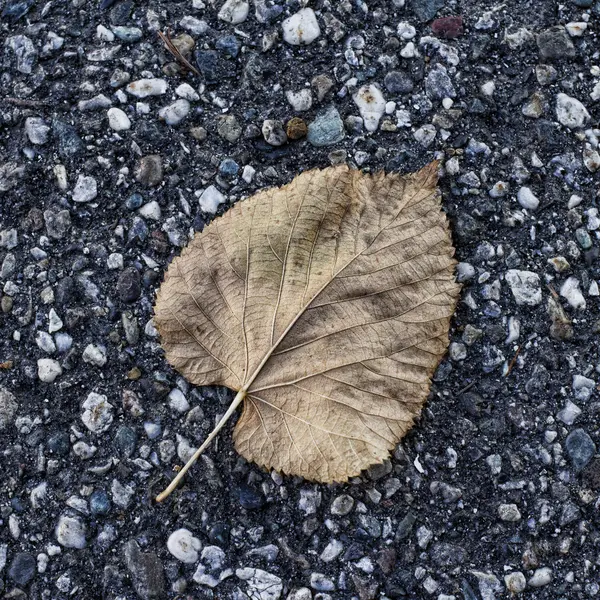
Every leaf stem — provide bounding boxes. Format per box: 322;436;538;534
155;389;246;502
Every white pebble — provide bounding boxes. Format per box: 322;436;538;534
36;331;56;354
82;344;107;367
555;93;590;129
158;99;190;126
167;528;202;563
55;515;86;549
568;194;583;209
168;388;190;413
175;83;200;101
242;165;255;183
218;0;249;24
126;78;168;98
528;567;552;588
282;8;321;45
48;308;63;333
353;85;386;132
107;253;123;269
517;186;539;210
505;270;542;305
139;201;162;221
560;277;586;309
107;107;131;131
197;185;226;214
37;359;62;382
96;25;114;41
565;22;587;37
397;22;416;39
286;89;312;112
81;392;114;433
72;175;98;203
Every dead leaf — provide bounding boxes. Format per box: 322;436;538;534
154;162;460;500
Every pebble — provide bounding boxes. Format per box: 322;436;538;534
505;270;541;305
498;503;521;522
25;117;50;145
282;8;321;45
107;107;131;131
158;99;190;126
384;70;414;94
560;277;586;309
112;26;142;42
0;386;18;430
307;106;345;146
78;94;112;111
135;155;163;187
262;120;287;146
37;358;62;382
82;344;107;367
412;0;445;21
6;35;36;73
118;267;142;302
330;494;354;515
90;490;111;515
126;79;168;98
299;488;322;514
566;429;596;471
9;552;36;585
310;572;335;592
81;392;114;433
217;115;242;143
198;185;226;214
180;16;208;36
218;0;249;24
353;85;386;132
517;186;539;210
111;479;134;508
237;482;265;510
528;567;552;587
537;27;575;60
123;540;166;600
286;89;313;112
44;209;71;239
72;175;98;203
237;568;283;600
175;83;199;101
555;93;590;129
55;515;87;549
504;571;526;594
167;528;201;563
168;388;190;413
557;401;582;425
425;64;456;100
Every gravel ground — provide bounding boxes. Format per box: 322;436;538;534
1;0;600;598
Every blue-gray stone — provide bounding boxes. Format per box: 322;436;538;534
219;158;239;180
47;431;70;456
126;193;144;210
112;26;142;42
9;552;35;586
307;106;345;147
216;35;241;58
237;483;265;510
412;0;445;21
566;428;596;471
574;0;593;6
1;0;34;22
52;119;83;160
114;425;137;457
90;489;111;515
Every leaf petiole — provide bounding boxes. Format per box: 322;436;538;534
155;389;246;502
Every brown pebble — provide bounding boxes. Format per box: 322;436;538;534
127;367;142;380
286;117;308;140
431;16;464;39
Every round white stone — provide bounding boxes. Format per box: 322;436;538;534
126;78;168;98
197;185;226;214
282;8;321;45
167;528;202;563
56;515;87;549
72;175;98;203
286;89;312;112
37;358;62;382
353;84;386;132
517;186;539;210
556;93;590;129
107;107;131;131
158;99;190;126
218;0;249;24
81;392;114;433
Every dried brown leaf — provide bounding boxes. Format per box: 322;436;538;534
154;163;460;499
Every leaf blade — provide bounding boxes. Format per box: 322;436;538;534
154;162;460;485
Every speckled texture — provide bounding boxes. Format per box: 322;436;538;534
1;0;600;599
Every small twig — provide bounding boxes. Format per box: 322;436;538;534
505;345;521;376
456;381;475;396
546;284;558;299
158;29;201;77
3;97;51;108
